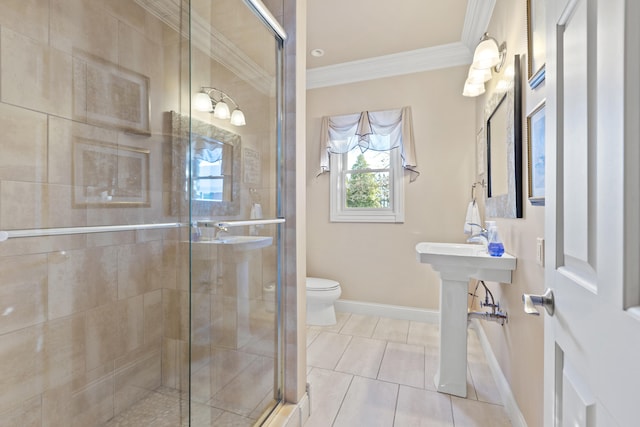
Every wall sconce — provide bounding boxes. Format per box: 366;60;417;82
463;33;507;97
193;87;246;126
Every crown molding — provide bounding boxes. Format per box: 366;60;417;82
135;0;273;96
307;42;473;89
307;0;496;89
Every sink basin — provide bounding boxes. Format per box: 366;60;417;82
416;242;516;283
196;235;273;251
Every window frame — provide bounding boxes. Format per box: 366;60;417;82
329;147;405;223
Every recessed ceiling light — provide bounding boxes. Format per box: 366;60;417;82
310;48;325;57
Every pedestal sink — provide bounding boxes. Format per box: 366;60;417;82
415;242;516;397
193;236;273;348
200;235;273;251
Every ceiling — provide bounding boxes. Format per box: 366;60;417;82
306;0;496;88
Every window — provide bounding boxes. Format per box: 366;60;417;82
320;107;418;223
192;157;224;201
330;144;404;222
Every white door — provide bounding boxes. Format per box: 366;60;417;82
543;0;640;426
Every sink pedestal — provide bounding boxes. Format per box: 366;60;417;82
435;275;471;397
192;236;273;349
415;242;516;398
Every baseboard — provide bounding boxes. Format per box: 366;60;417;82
470;319;528;427
335;299;439;323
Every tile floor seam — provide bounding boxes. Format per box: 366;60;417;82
331;333;353;371
447;392;456;427
423;345;428;392
375;340;390;381
391;382;401;427
330;373;356;427
352;373;412;389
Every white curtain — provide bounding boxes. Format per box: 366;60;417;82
319;106;419;181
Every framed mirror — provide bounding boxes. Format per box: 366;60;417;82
484;54;523;218
170;111;241;217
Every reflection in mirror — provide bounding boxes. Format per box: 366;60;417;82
170;111;241;217
487;94;509;197
484;54;523;218
192;136;233;202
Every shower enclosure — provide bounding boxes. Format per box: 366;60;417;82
0;0;286;425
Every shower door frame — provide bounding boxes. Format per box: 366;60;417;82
187;1;288;424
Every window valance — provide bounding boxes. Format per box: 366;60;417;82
319;106;419;181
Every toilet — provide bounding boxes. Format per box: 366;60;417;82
306;277;342;326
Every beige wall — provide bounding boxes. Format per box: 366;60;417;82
306;68;476;309
471;1;545;426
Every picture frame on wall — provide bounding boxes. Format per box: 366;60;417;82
526;0;546;89
527;101;546;206
73;139;151;207
73;53;151;135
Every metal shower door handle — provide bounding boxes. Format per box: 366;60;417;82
522;288;555;316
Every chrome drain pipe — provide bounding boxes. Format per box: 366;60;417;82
467;310;508;325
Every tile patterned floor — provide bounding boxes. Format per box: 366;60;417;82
305;312;512;427
105;311;512;426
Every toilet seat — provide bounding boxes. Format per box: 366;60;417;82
306;277;340;291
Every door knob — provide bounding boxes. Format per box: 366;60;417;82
522;288;554;316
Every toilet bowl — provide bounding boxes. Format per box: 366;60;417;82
306;277;342;326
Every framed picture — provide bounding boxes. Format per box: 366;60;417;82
526;0;546;88
73;53;151;135
527;101;546;205
73;139;150;207
243;148;261;184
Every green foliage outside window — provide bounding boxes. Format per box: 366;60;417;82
345;153;390;208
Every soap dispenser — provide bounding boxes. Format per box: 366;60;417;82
486;221;505;257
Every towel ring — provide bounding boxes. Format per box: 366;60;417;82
471;179;486;201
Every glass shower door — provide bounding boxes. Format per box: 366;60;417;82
187;1;284;424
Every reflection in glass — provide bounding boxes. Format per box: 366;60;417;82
487;94;509;197
191;136;233;202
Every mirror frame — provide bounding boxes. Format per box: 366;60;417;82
169;111;241;217
484;54;523;218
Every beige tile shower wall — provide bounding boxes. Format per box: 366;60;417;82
0;0;186;424
306;68;476;310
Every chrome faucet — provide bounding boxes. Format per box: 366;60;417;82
212;223;228;240
466;223;488;245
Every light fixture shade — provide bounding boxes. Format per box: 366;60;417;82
193;92;213;112
468;67;492;84
462;80;485;97
213;100;230;119
230;108;246;126
472;38;500;70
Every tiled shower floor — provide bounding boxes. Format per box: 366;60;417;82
103;385;266;426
